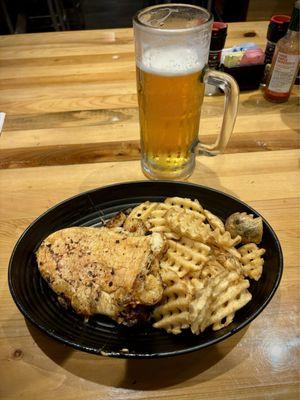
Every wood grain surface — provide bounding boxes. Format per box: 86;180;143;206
0;21;299;400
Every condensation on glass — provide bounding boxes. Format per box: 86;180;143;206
134;4;239;180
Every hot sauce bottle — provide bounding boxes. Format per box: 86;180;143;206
264;1;300;102
265;15;290;65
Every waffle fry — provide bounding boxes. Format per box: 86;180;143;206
238;243;265;281
209;228;241;249
210;246;242;274
210;277;251;330
189;279;212;332
153;268;192;334
165;208;211;242
162;237;210;279
200;246;242;281
120;197;265;336
126;202;179;239
164;197;205;214
190;271;252;333
201;260;225;279
147;203;180;239
203;209;226;233
124;201;158;225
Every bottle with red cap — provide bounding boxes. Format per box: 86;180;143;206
264;1;300;102
208;22;228;69
265;15;291;65
205;22;228;95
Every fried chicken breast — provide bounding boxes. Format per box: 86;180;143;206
36;227;166;324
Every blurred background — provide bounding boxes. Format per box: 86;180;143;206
0;0;294;35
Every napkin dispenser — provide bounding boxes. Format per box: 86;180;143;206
221;46;265;91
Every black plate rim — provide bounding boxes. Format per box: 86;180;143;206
8;180;284;358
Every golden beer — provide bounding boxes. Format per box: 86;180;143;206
134;4;239;179
137;65;204;176
136;44;205;178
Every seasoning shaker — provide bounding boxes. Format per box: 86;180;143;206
205;22;228;96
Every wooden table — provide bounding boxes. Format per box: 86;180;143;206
0;21;299;400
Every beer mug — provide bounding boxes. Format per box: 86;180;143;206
133;4;239;180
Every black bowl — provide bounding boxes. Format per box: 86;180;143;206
8;181;283;358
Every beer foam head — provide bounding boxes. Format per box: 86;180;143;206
138;47;206;76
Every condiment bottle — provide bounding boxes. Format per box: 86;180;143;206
265;15;290;65
205;22;227;96
208;22;228;69
264;1;300;102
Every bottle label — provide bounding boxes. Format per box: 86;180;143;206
208;50;222;69
265;41;276;64
268;52;299;93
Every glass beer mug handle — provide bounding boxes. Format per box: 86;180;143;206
198;68;239;156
